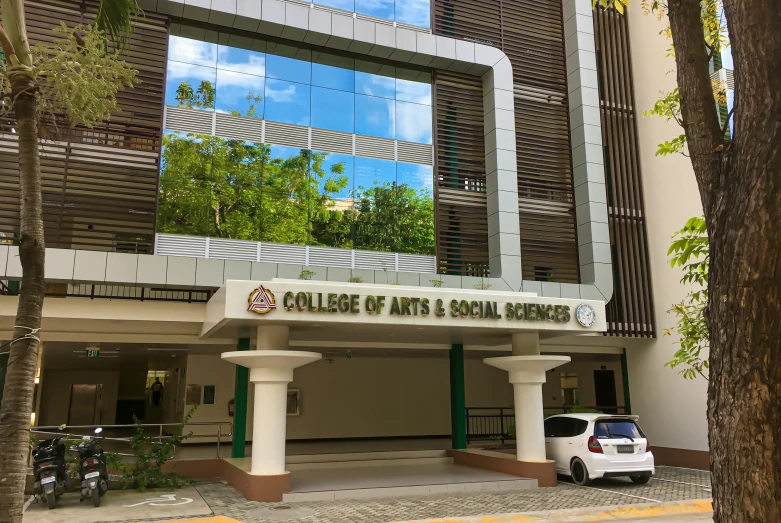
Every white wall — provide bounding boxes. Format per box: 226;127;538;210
184;354;236;439
625;6;709;452
38;370;119;427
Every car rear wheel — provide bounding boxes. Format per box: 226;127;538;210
570;458;591;486
630;474;651;485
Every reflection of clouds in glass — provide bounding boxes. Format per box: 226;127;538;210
218;69;264;89
396;79;431;105
395;0;430;27
167;61;214;81
266;83;297;102
168;36;216;67
355;0;395;18
399;163;433;193
396;101;431;144
221;56;266;77
358;74;395;98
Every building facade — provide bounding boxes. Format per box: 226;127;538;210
0;0;709;500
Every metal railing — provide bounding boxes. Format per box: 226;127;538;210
30;421;233;460
465;406;629;443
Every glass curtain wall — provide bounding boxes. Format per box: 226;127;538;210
157;36;434;255
313;0;429;29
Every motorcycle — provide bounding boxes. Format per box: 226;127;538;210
76;428;108;507
32;435;68;509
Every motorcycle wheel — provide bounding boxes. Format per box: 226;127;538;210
92;487;101;507
46;491;56;509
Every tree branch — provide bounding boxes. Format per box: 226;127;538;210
720;108;734;137
666;0;724;209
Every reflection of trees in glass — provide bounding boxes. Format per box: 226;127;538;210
157;80;435;255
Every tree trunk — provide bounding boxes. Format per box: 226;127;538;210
666;0;781;521
0;73;46;523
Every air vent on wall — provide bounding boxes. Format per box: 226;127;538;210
215;113;263;142
165;106;213;135
355;135;394;161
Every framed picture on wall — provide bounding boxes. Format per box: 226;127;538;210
185;384;201;406
287;389;300;416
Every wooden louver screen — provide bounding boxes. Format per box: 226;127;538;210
434;71;490;277
593;7;655;337
433;0;580;283
0;0;167;254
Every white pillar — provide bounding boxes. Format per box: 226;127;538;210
484;352;570;462
512;381;546;461
511;333;540;356
257;325;289;350
250;367;293;475
222;349;321;476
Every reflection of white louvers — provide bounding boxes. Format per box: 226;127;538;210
164;106;433;166
155;233;437;274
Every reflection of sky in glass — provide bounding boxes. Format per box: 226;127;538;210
266;54;311;84
355;157;396;190
355;0;395;21
315;0;356;11
396;79;431;105
311;87;354;133
317;152;354;199
168;36;216;66
265;79;310;126
312;62;355;92
355;71;395;99
217;45;266;75
396;101;431;144
216;69;264;117
395;0;430;27
270;144;304;161
356;95;394;139
165;62;216;109
397;162;433;194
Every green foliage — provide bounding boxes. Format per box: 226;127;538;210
664;217;709;380
429;279;443;288
298;270;315;280
94;0;140;51
31;24;139;128
642;88;689;156
591;0;629;14
348;276;364;283
111;407;198;491
474;281;492;290
567;404;602;414
157;80;435;256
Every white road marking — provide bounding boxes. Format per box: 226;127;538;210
123;494;194;508
560;482;662;503
22;495;34;513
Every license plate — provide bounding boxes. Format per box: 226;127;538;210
617;445;634;453
40;476;56;485
85;471;100;479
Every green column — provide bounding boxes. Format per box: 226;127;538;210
620;348;632;415
449;344;467;449
231;338;250;458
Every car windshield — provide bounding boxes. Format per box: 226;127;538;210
594;420;643;439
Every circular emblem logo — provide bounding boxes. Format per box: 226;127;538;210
576;303;596;327
248;285;276;315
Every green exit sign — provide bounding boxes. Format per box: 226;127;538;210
85;349;100;358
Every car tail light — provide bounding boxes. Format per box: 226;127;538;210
645;439;651;451
587;436;603;453
39;461;53;468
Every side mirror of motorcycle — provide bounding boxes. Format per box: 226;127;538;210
94;428;103;434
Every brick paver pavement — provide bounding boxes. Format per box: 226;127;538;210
193;466;711;523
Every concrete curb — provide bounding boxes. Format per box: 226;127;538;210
392;499;714;523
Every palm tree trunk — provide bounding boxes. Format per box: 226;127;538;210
0;72;45;523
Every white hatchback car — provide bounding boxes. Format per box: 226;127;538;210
544;413;654;486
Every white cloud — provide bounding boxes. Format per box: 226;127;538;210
396;79;431;105
394;0;430;26
218;68;265;89
266;82;297;102
168;36;216;67
396;102;431;144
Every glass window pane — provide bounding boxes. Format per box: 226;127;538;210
262;145;311;245
217;45;266;76
353;157;396;252
395;0;430;27
396;101;432;144
311;87;354;133
216;69;264;118
313;0;355;13
312;54;355;92
158;131;215;238
355;94;394;139
310;152;355;249
208;139;267;240
355;70;395;99
266;52;311;84
168;36;217;67
166;63;217;111
396;78;432;105
355;0;394;21
396;162;434;254
265;79;311;126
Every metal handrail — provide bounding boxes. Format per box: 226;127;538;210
30;421;234;459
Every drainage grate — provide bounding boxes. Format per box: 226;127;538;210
247;505;317;520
